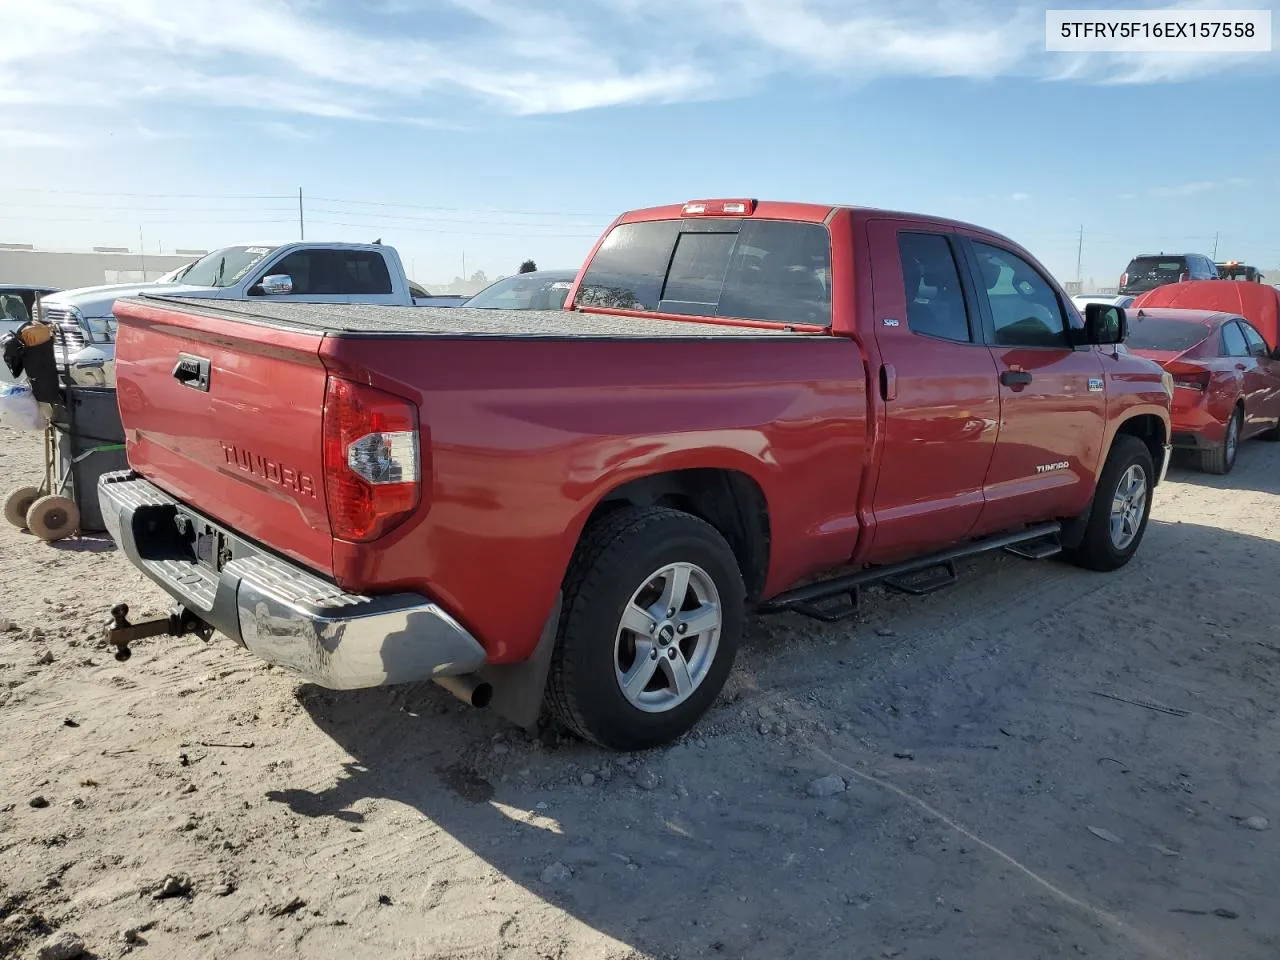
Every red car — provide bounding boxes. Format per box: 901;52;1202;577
1125;308;1280;473
1132;279;1280;351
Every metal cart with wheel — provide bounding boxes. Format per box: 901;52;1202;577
2;319;127;542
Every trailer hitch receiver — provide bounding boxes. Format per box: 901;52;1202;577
104;602;213;662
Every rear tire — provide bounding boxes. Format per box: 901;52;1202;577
1063;435;1154;572
546;506;745;751
1198;407;1242;475
4;486;40;528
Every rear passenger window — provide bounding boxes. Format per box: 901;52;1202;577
1221;322;1249;357
1239;321;1269;357
269;250;393;296
897;233;970;342
972;242;1069;348
575;219;831;325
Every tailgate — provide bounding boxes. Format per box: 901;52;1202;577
113;298;335;576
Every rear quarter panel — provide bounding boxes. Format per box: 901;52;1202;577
320;335;868;663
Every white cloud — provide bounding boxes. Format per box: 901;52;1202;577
255;121;315;141
0;0;1273;129
1010;192;1030;201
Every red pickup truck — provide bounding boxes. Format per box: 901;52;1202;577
100;199;1173;750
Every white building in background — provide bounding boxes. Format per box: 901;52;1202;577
0;243;206;290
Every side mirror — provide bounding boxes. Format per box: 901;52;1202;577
258;274;293;296
1270;346;1280;362
1083;303;1126;345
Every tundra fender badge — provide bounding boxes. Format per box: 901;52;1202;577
1088;378;1104;392
1035;461;1070;474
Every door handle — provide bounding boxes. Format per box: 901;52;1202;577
1000;369;1033;388
172;353;211;392
879;363;897;401
1235;363;1247;371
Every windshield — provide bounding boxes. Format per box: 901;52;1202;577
465;273;574;310
1219;265;1259;281
1;293;30;324
1125;316;1210;352
177;246;278;288
1122;257;1186;292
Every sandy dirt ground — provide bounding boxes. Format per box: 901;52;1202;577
2;424;1278;960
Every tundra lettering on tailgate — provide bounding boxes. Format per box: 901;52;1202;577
220;442;317;497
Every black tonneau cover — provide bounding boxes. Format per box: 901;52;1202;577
127;296;810;339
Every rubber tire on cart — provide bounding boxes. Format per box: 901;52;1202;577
4;486;41;529
1198;406;1242;475
1063;434;1154;573
546;506;746;751
25;495;80;542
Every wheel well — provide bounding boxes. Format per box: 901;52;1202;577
585;469;771;602
1114;414;1166;477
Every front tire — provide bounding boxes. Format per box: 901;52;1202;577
546;506;745;751
1198;407;1242;475
1063;435;1154;572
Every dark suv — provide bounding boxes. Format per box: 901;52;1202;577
1119;253;1217;296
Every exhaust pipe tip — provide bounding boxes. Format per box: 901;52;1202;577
433;674;493;709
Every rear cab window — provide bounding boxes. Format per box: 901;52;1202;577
575;218;832;326
1125;316;1211;352
1122;256;1187;293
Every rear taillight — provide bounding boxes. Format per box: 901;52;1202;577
322;376;420;542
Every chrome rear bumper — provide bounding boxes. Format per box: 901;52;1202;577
98;471;486;689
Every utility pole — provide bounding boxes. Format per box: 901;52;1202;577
462;250;466;280
1075;225;1083;286
298;187;305;241
139;226;147;279
1212;232;1219;259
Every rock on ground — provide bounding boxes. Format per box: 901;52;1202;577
37;931;87;960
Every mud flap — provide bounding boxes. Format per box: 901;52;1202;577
1058;501;1092;550
478;591;562;730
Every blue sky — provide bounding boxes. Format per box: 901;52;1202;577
1;0;1278;288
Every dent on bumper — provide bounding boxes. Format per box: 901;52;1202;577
98;472;486;689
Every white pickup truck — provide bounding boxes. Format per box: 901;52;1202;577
40;241;465;385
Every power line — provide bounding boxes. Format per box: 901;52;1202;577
307;218;600;239
10;187;295;200
0;214;297;225
0;201;297;213
306;207;607;228
310;195;611;217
